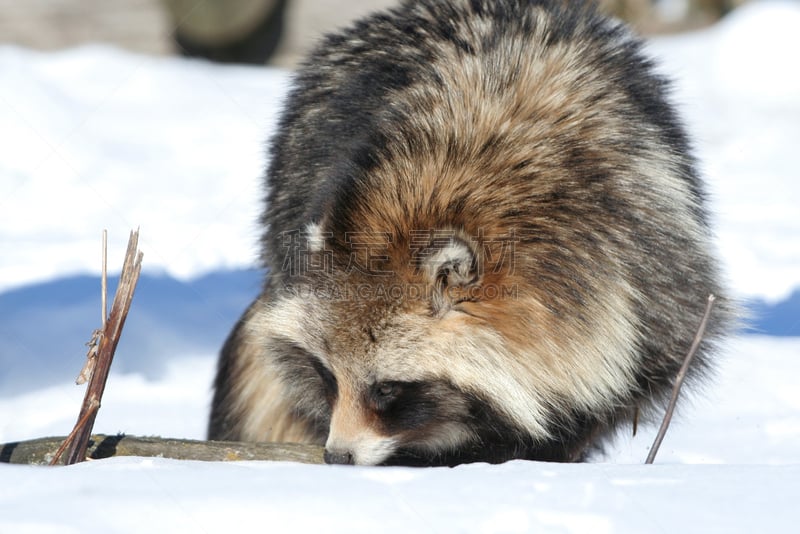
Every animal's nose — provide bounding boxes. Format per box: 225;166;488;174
323;449;355;465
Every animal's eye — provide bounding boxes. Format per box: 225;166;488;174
377;383;396;397
370;381;401;411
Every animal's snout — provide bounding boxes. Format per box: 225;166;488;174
323;448;356;465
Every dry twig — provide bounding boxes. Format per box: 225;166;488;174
50;229;143;465
645;294;716;464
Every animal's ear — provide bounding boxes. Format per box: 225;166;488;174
420;236;481;314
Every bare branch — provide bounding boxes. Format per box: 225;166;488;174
51;229;143;466
645;294;716;464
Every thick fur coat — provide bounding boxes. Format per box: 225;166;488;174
208;0;733;466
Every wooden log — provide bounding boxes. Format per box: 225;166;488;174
1;435;324;466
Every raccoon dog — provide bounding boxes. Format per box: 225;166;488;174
208;0;732;466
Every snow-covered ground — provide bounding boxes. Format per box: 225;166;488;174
1;2;799;532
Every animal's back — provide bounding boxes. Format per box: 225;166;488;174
209;0;733;465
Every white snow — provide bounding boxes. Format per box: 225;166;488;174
1;2;799;532
2;457;797;533
0;45;290;290
644;0;800;303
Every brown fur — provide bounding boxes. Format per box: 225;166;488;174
208;0;733;465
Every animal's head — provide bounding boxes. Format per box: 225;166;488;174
251;224;638;465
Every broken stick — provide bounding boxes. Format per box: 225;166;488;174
50;229;143;465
